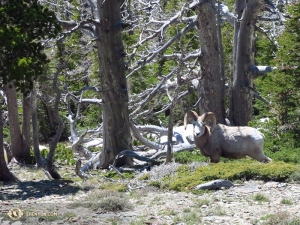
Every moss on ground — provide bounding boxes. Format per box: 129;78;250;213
158;159;299;191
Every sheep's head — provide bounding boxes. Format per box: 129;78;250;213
184;111;216;138
184;111;205;138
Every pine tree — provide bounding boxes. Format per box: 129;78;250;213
268;2;300;125
0;0;61;92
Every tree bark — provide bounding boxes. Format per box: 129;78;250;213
195;0;226;124
0;96;18;182
22;92;32;160
31;85;43;167
96;0;133;168
3;83;31;162
45;65;64;179
230;0;264;126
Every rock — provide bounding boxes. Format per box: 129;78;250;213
234;184;260;193
11;221;23;225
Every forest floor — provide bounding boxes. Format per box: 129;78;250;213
1;163;300;225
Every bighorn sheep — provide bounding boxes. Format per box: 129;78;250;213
184;111;272;163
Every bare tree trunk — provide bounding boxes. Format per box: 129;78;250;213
0;96;18;182
195;0;226;124
3;83;31;162
166;106;174;163
96;0;133;168
46;64;64;179
22;92;31;159
32;85;43;167
230;0;264;126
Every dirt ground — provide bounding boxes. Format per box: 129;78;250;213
1;164;300;225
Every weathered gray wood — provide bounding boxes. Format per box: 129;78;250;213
194;179;234;190
230;0;265;126
251;65;272;78
96;0;133;168
194;0;226;124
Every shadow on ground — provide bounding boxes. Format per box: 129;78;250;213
0;180;88;201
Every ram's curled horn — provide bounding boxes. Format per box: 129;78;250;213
200;112;217;130
184;110;199;130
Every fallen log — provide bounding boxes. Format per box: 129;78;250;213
194;179;234;190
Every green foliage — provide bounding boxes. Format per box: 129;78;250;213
138;173;150;180
40;148;49;158
164;160;298;191
104;171;135;179
148;180;162;189
98;183;128;192
0;0;61;92
53;143;76;165
256;3;300;126
174;150;207;163
249;119;300;164
286;170;300;183
37;29;99;142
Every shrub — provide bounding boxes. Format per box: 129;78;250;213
286;170;300;183
164;160;299;191
54;143;76;165
104;170;135;179
174;150;207;163
261;211;300;225
68;190;132;212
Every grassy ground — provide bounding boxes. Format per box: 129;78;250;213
1;151;300;224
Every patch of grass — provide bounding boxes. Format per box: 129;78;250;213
183;208;191;213
280;198;293;205
129;189;147;199
286;170;300;183
173;211;202;225
148;180;162;189
138;173;150;180
261;211;300;225
150;196;163;206
191;189;214;195
160;208;177;216
208;205;227;216
98;182;127;192
130;217;147;225
44;212;76;222
21;168;46;181
68;189;132;212
97;196;132;211
164;160;299;191
194;198;211;207
253;193;269;203
106;217;123;225
104;170;135;179
174;150;207;163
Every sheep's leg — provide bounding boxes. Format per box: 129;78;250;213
247;140;272;163
259;155;272;163
248;151;272;163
